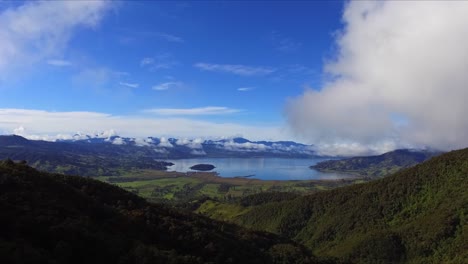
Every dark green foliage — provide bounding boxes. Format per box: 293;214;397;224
240;192;300;207
312;149;442;176
0;161;318;264
227;148;468;263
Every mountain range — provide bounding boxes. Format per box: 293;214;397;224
0;135;443;178
0;135;317;176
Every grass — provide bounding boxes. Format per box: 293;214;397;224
96;170;364;205
196;200;251;221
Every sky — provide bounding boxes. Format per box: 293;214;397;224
1;1;468;155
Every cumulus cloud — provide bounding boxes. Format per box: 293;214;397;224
0;1;111;79
158;137;173;148
194;63;275;76
133;137;153;146
220;141;269;152
175;138;203;149
285;1;468;155
112;137;125;145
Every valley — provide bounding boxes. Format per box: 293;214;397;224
97;170;364;206
1;147;466;263
0;135;465;263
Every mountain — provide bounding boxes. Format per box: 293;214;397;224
311;149;442;177
68;135;317;158
0;159;318;264
0;135;173;176
198;148;468;263
0;135;317;176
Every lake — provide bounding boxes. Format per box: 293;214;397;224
165;157;350;180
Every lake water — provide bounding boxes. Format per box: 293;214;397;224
165;157;350;180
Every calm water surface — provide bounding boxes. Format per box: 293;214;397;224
165;157;350;180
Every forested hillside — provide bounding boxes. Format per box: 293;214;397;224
200;148;468;263
0;159;318;264
311;149;441;177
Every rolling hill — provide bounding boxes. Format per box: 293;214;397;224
0;159;318;264
198;148;468;263
311;149;441;177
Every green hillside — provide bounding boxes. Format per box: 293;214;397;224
0;159;318;264
200;148;468;263
311;149;441;177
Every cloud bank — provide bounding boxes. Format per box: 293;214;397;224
0;108;285;141
286;1;468;155
0;0;111;79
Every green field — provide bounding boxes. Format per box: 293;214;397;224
97;170;363;205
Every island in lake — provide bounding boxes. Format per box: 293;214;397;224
190;164;216;171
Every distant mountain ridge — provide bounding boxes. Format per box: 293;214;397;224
311;148;442;177
1;134;317;158
66;135;317;158
0;135;317;176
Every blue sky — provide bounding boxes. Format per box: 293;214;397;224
1;1;467;155
0;1;343;140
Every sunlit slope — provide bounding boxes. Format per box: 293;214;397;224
232;148;468;263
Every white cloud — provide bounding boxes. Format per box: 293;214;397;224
237;87;253;92
158;137;173;148
144;107;242;116
0;1;111;79
175;138;204;149
140;54;177;70
285;1;468;154
220;141;269;152
194;63;275;76
47;59;72;67
152;81;183;91
154;32;183;43
133;137;153;146
0;108;286;141
153;148;169;154
119;81;139;88
112;137;125;145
